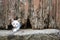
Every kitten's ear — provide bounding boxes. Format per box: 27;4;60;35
18;19;21;22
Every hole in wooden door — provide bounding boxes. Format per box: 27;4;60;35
26;18;32;29
20;18;32;29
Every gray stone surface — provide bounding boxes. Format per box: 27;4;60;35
0;29;60;40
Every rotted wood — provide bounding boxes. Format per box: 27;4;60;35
0;0;9;29
7;0;28;29
19;0;29;28
29;0;58;29
0;0;29;29
0;0;5;28
55;0;60;29
29;0;44;29
0;0;60;29
29;0;36;29
49;0;57;28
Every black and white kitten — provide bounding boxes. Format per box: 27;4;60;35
11;19;21;32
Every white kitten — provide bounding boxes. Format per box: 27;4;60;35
11;19;21;32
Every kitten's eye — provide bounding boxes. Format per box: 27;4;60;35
16;23;18;25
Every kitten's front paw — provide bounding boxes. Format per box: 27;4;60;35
12;28;18;32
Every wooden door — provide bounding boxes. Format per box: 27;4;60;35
0;0;60;29
29;0;59;29
7;0;28;29
0;0;28;29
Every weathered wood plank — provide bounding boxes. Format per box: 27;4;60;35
0;0;60;29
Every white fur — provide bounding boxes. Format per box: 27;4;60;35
11;20;21;32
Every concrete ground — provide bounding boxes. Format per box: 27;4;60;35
0;29;60;36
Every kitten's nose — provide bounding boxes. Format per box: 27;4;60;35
13;25;16;27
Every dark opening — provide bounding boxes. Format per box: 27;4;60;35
7;16;18;30
8;24;13;30
7;18;32;30
26;18;32;29
0;24;13;30
0;26;5;30
20;18;32;29
0;18;32;30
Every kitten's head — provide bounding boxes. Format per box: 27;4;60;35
11;19;21;28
